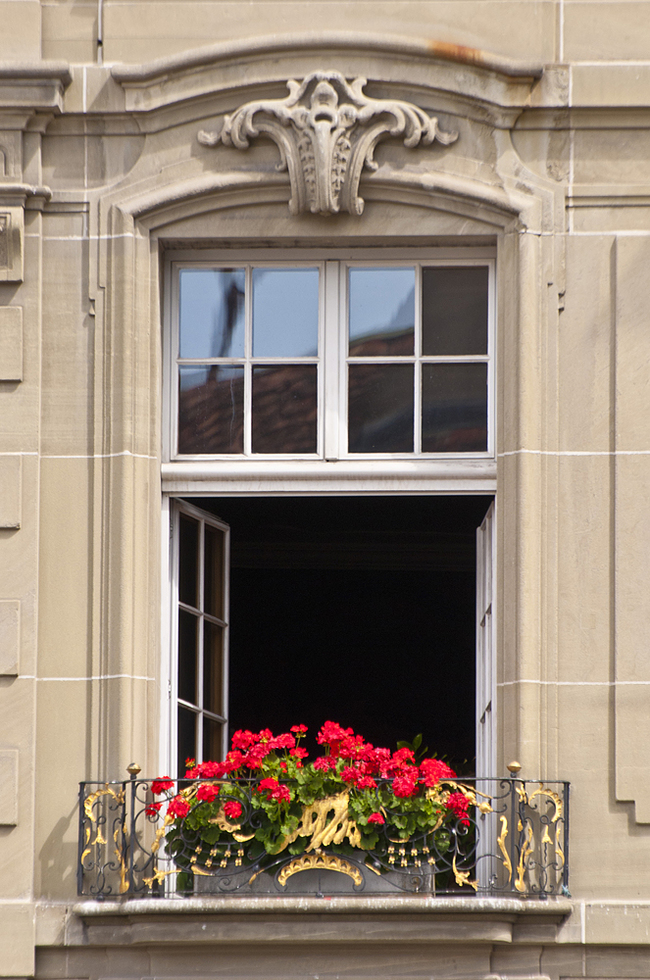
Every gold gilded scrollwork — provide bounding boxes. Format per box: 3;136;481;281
83;785;125;822
452;853;478;891
281;792;362;853
497;815;512;882
277;851;363;887
514;820;535;893
209;808;255;842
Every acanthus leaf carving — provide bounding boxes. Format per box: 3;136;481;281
198;71;458;216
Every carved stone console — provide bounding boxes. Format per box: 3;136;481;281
198;71;458;216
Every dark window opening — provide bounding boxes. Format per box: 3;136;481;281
184;495;493;772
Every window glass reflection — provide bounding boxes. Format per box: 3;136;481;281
180;269;245;359
178;366;244;454
253;268;319;357
422;363;488;452
348;363;414;452
349;268;415;356
422;267;488;356
252;365;317;453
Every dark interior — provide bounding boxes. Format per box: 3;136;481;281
189;495;493;772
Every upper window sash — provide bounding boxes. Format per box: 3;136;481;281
165;251;495;463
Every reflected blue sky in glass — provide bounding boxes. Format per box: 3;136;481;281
349;268;415;353
253;268;319;357
180;269;245;359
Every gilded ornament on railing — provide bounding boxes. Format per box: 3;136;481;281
277;850;363;887
198;71;458;216
281;791;362;852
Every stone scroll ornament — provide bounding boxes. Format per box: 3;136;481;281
197;71;458;216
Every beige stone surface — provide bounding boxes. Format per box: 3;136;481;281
0;901;35;976
0;454;21;528
0;599;20;675
0;0;40;61
100;1;558;65
0;748;18;824
564;2;650;62
0;305;23;381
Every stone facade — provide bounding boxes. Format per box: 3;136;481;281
1;3;650;979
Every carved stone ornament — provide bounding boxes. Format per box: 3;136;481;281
198;71;458;216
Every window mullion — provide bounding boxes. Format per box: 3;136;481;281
244;265;253;456
323;260;340;459
414;264;422;454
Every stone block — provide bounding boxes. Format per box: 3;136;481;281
0;749;18;825
0;306;23;381
0;455;21;528
0;599;19;675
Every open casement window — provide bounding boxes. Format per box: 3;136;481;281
476;501;496;779
173;501;230;776
167;251;495;461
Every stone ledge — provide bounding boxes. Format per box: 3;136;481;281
71;896;572;948
74;894;572;916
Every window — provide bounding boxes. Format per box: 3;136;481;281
173;501;230;775
167;251;494;461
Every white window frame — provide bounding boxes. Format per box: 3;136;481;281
160;245;499;776
163;247;497;486
167;498;231;771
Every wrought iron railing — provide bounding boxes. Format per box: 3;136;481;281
78;775;569;899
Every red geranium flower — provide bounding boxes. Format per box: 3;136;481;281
151;777;174;795
393;771;418;798
313;756;337;771
367;812;385;825
223;800;243;820
316;721;354;757
168;795;191;819
357;775;377;789
341;766;360;784
420;758;456;787
196;782;219;803
231;729;258;750
445;791;470;826
290;724;308;734
145;802;162;816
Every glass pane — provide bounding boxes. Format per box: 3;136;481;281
178;609;198;704
203;622;223;715
349;268;415;356
178;514;198;607
252;365;317;453
204;525;224;620
252;268;319;357
422;267;488;355
348;363;414;452
178;365;244;454
422;363;488;452
177;705;197;776
179;268;245;359
203;717;223;763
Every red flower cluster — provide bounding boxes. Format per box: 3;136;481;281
223;800;243;820
151;777;174;795
445;791;470;826
258;777;291;803
313;721;456;799
196;782;219;803
168;795;191;818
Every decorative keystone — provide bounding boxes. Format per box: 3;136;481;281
198;71;458;216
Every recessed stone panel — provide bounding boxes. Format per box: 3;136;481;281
0;207;24;283
0;306;23;381
0;599;19;675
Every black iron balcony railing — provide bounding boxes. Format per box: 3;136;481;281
78;775;569;900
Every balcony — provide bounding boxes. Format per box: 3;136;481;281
78;774;569;900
